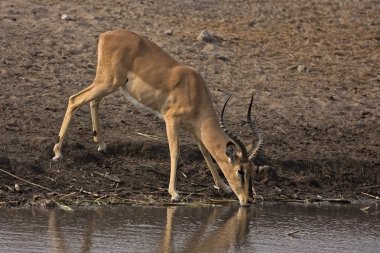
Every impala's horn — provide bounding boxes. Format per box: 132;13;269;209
247;94;264;163
220;94;249;162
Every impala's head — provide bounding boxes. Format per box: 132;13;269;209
220;94;264;207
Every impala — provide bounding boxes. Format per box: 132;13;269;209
52;29;263;206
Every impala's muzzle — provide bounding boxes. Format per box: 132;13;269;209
238;195;251;207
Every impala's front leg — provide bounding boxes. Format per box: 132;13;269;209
192;135;232;193
90;99;106;152
165;117;180;201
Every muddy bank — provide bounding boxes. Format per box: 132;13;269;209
0;0;379;207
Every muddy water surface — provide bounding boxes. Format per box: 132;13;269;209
0;203;379;253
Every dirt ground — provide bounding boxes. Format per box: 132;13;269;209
1;0;379;208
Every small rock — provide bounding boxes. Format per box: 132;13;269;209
14;184;21;192
93;16;104;21
61;14;72;21
297;65;307;72
215;54;229;61
164;29;173;36
197;30;216;43
33;195;41;201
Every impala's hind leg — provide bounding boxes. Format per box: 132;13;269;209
90;99;106;152
52;82;117;161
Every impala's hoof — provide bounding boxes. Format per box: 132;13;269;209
170;193;180;202
97;142;107;152
214;184;232;194
52;155;62;162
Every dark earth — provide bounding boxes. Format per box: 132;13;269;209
1;0;379;208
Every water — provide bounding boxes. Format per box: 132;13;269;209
0;203;379;253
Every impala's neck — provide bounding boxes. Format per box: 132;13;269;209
196;114;231;170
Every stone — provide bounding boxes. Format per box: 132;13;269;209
297;65;307;72
197;30;216;43
61;14;72;21
164;29;173;36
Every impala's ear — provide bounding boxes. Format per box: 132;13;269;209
226;141;238;163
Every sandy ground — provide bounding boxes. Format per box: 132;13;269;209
0;0;379;207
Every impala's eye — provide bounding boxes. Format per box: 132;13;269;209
238;167;245;185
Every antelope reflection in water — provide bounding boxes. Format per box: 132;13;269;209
48;210;97;253
47;206;250;253
157;206;251;253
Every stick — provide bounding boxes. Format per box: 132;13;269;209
357;185;380;190
360;206;372;212
0;168;54;192
287;230;300;236
361;192;380;200
132;131;162;140
94;195;108;202
79;189;100;197
51;199;74;211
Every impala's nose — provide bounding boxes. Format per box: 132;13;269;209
239;200;250;207
238;195;250;207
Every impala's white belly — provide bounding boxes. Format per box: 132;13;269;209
119;72;165;119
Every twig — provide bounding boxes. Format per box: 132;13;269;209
94;195;108;203
287;230;300;236
182;192;195;202
358;185;380;190
0;168;54;192
360;206;372;212
51;199;74;211
79;189;100;197
361;192;380;200
132;131;162;140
